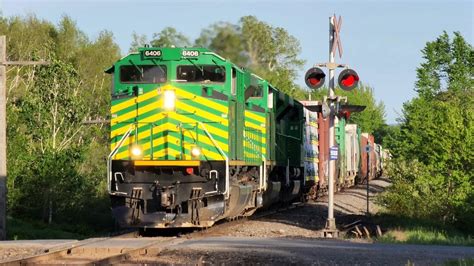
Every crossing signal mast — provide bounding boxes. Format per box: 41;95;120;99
305;15;361;238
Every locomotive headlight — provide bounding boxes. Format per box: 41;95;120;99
191;146;201;157
163;90;176;110
131;145;142;157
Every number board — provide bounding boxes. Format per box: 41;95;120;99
181;50;200;57
142;50;162;58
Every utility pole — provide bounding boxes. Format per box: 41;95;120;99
0;35;48;240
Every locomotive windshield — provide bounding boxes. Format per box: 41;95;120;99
120;65;167;83
177;65;225;83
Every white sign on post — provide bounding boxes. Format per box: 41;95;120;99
330;146;338;160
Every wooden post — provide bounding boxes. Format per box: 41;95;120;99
0;35;7;240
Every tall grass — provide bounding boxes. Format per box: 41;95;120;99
379;228;474;246
7;216;90;240
374;214;474;246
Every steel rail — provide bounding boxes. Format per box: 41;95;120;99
0;230;140;265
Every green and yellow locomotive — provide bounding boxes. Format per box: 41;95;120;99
106;47;305;228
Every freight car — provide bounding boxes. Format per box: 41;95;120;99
106;47;386;229
300;101;385;198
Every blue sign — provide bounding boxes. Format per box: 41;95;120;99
330;146;338;160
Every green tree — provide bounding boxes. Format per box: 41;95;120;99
9;60;88;222
381;32;473;233
195;16;306;96
151;27;191;48
75;30;120;116
2;15;119;230
195;22;246;66
415;32;472;99
129;18;306;97
373;123;400;147
55;16;88;62
129;31;148;52
0;15;56;61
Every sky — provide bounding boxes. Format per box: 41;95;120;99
1;0;472;123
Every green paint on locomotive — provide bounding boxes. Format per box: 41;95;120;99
335;117;346;185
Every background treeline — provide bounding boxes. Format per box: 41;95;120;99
131;16;387;135
380;32;473;235
1;15;121;234
1;14;471;237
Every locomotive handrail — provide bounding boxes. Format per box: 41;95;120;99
259;154;267;191
198;122;230;199
107;125;134;194
201;51;226;61
276;132;301;141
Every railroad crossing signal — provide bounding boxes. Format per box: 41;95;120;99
306;14;364;238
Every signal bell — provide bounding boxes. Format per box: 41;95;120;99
338;69;359;91
305;67;326;90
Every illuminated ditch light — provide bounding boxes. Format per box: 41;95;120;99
191;146;201;157
131;145;142;157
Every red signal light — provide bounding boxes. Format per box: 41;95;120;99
186;167;194;175
305;67;326;90
338;69;359;91
340;110;351;120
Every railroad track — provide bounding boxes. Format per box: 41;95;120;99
2;202;305;265
1;235;183;265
